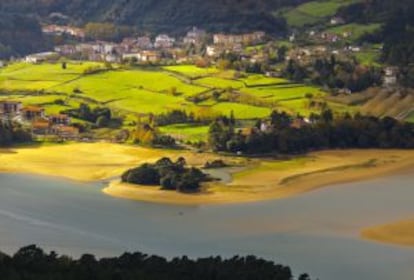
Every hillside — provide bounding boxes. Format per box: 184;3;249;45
0;0;309;34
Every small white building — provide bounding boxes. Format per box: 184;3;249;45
383;67;399;87
25;52;58;64
330;17;345;25
206;46;217;57
154;34;175;49
183;27;206;45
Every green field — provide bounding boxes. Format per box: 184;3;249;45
0;62;101;90
280;0;360;27
195;77;245;89
242;85;323;101
163;65;219;78
241;75;290;86
354;49;382;66
159;124;210;142
0;62;356;126
53;70;207;99
211;102;271;119
326;23;381;40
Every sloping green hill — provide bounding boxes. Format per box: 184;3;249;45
278;0;361;28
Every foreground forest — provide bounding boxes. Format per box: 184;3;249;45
0;245;308;280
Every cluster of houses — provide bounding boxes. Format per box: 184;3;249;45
42;25;86;39
0;101;79;139
33;25;267;64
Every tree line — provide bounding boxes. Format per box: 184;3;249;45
0;244;310;280
62;103;122;129
283;56;382;93
0;121;32;146
209;111;414;154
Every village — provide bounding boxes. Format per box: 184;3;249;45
27;17;371;67
0;18;402;142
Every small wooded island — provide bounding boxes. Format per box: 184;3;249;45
121;157;210;193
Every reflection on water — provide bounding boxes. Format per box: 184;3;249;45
0;173;413;280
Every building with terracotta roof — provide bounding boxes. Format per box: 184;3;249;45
32;120;51;135
49;114;71;125
22;106;46;121
52;125;80;140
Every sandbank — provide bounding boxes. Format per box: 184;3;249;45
361;219;414;247
103;149;414;205
0;142;224;181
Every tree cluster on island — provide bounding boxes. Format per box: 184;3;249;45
209;111;414;155
0;245;308;280
121;157;209;193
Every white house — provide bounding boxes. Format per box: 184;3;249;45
25;52;58;63
383;67;399;87
154;34;175;49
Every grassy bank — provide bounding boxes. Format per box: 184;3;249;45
1;143;413;205
104;149;414;205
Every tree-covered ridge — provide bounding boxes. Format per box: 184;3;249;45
0;245;308;280
0;13;48;59
0;0;308;34
337;0;414;66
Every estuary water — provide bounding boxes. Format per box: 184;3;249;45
0;173;413;280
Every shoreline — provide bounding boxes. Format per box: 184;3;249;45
103;149;414;206
0;142;228;182
1;143;414;206
361;219;414;247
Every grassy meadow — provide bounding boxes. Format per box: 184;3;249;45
280;0;360;28
0;61;359;140
326;23;381;41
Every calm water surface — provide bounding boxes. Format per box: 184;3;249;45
0;173;413;280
